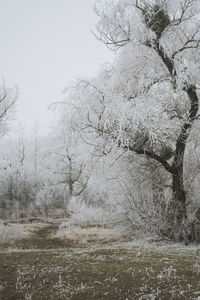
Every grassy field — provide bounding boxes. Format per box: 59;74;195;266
0;222;200;299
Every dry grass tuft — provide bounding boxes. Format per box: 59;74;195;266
53;222;128;244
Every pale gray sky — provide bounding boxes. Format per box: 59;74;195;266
0;0;113;136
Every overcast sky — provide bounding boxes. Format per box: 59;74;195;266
0;0;113;136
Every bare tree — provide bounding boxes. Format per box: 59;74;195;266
0;83;17;135
54;147;89;210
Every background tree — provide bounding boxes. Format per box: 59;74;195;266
50;111;90;212
0;83;17;136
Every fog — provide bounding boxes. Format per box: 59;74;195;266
0;0;113;135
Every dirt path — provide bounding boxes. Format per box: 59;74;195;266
0;221;127;251
0;222;78;250
23;223;82;250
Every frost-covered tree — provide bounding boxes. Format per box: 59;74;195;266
94;0;200;242
62;0;200;241
0;138;35;216
55;150;88;202
50;111;90;211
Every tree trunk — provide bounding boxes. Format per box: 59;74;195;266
69;157;73;200
170;85;199;241
171;171;187;241
69;180;73;200
171;135;187;231
172;172;186;222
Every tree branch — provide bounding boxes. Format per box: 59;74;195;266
125;146;173;173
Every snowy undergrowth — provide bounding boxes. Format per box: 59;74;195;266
53;197;129;244
0;223;33;244
67;197;118;225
